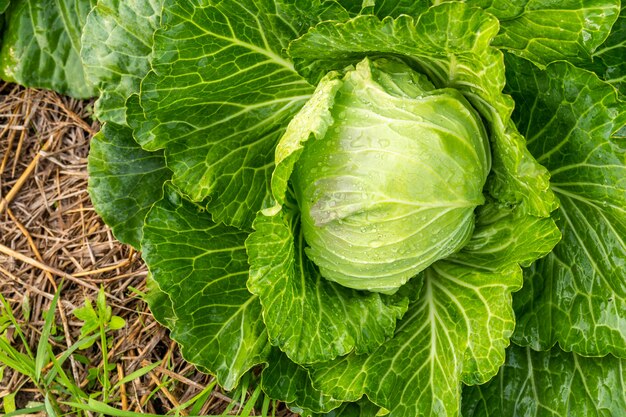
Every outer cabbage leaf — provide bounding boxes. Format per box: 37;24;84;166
145;232;381;417
81;0;163;124
0;1;9;46
464;0;621;67
144;274;176;328
587;4;626;96
247;208;409;364
125;94;153;145
141;184;270;390
88;122;171;249
458;0;528;18
462;345;626;417
132;0;351;229
144;272;379;417
370;0;429;17
507;55;626;357
261;349;342;415
0;0;96;98
0;0;8;31
288;3;557;218
310;264;521;417
309;203;560;417
314;400;381;417
263;70;342;214
334;0;369;16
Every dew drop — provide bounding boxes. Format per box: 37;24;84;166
351;137;366;149
369;239;384;248
378;138;390;148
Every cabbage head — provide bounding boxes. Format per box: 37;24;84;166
291;57;491;293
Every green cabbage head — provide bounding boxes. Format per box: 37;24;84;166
289;57;490;293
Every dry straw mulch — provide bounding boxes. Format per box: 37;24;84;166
0;83;271;415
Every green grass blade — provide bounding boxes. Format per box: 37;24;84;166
35;286;61;383
220;373;249;416
260;395;271;417
111;361;161;391
220;398;239;416
44;394;59;417
65;398;215;417
46;344;88;401
2;392;16;413
0;338;36;378
0;294;34;359
43;332;99;386
2;405;46;416
179;380;217;414
239;384;262;417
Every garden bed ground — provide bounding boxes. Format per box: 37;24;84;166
0;83;290;416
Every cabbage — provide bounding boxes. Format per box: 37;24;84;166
292;57;490;293
3;0;624;415
85;2;626;415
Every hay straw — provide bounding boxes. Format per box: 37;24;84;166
0;84;244;414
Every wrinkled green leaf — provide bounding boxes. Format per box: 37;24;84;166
314;399;382;417
310;263;521;417
0;0;96;98
458;0;528;18
250;349;384;417
507;55;626;357
144;274;176;328
263;70;342;215
81;0;163;124
309;202;559;417
0;0;9;33
462;345;626;417
141;184;270;390
457;203;561;273
261;349;342;415
133;0;351;229
247;209;409;364
370;0;429;17
467;0;621;66
261;349;381;417
288;3;557;218
88;122;171;249
587;4;626;96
